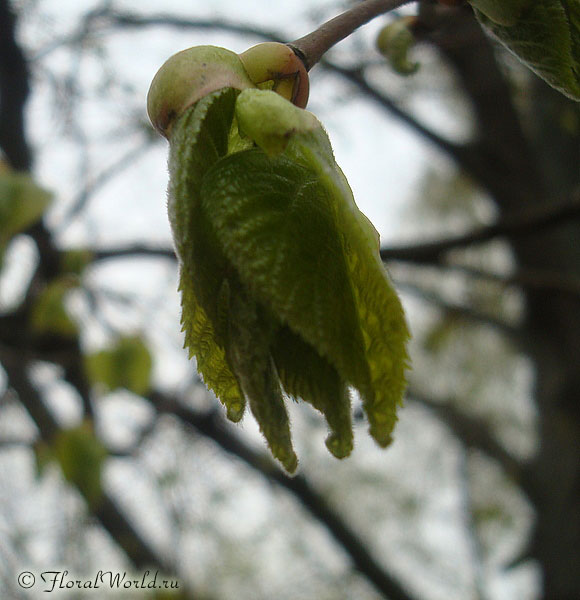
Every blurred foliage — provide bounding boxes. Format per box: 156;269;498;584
84;335;153;396
60;248;94;276
0;165;52;265
35;422;108;508
29;276;80;336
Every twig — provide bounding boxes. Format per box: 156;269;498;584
438;262;580;300
57;138;154;232
290;0;413;70
94;244;176;262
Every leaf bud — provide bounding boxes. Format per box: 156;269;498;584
376;17;420;76
238;42;309;108
147;45;254;138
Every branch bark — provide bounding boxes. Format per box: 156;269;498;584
0;0;32;170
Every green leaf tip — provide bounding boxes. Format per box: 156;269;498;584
159;66;410;472
235;89;319;155
472;0;580;101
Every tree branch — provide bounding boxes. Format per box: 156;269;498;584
0;0;32;170
152;390;422;600
57;138;155;232
381;192;580;263
435;262;580;301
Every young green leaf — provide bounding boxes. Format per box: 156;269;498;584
208;89;410;449
161;75;410;472
169;88;248;425
472;0;580;101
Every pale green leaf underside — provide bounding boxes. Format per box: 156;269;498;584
475;0;580;101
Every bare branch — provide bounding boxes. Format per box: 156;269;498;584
0;0;32;170
437;262;580;301
93;244;176;262
381;192;580;263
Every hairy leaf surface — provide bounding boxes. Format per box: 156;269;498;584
168;86;410;471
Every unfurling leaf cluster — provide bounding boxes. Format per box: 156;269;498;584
149;45;410;473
